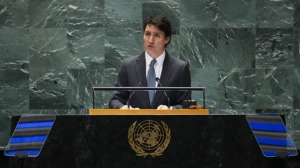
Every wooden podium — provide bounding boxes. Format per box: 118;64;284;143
89;109;209;115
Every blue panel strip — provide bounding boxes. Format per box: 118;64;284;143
16;121;54;129
4;149;40;157
10;135;47;144
287;152;298;156
256;137;294;147
248;122;286;132
262;151;298;157
263;151;276;157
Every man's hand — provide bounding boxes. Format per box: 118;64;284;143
157;105;172;110
120;105;140;109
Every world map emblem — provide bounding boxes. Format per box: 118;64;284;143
128;120;171;157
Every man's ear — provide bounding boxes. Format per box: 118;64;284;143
165;36;170;44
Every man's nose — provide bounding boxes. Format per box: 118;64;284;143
149;35;154;43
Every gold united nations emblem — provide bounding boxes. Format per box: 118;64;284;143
128;120;171;158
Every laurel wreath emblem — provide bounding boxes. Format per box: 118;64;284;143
128;120;171;158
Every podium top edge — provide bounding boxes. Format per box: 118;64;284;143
89;109;209;115
92;87;205;91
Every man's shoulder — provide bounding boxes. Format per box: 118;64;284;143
124;52;145;63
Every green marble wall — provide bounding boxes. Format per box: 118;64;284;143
0;0;300;150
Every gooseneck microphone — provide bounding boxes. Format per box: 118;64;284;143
127;81;142;108
155;77;170;108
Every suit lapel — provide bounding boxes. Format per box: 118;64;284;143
135;52;151;108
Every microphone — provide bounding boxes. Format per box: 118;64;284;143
127;81;142;108
155;77;170;108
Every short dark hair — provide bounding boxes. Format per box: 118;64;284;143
143;16;172;46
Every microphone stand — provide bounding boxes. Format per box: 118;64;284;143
127;82;142;108
156;78;170;108
92;87;205;109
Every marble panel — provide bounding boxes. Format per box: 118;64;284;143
28;0;67;28
255;108;291;114
29;28;79;69
213;109;256;115
66;109;88;114
256;0;294;28
29;69;67;109
294;69;300;109
95;68;120;109
0;109;26;149
67;28;105;69
66;68;112;109
104;0;142;29
286;110;300;149
179;28;218;68
180;0;218;28
0;110;11;149
162;33;180;57
256;28;294;68
105;28;143;69
295;29;300;67
218;0;255;28
217;28;255;68
0;28;29;68
218;69;256;109
0;0;28;28
28;109;70;115
255;68;293;109
0;28;29;109
295;0;300;28
190;68;218;110
67;0;104;28
0;68;29;109
142;0;180;33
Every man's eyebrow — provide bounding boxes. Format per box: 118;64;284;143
144;30;163;36
145;31;162;34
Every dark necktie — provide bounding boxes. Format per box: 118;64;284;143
147;59;156;105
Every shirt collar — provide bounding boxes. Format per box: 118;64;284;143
145;51;166;66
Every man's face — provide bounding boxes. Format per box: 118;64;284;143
143;24;170;58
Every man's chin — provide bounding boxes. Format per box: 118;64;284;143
146;49;154;54
146;51;156;56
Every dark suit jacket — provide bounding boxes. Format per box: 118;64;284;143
109;51;191;109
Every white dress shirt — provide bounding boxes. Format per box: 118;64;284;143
145;51;165;87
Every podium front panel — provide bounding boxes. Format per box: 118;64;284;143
9;115;285;168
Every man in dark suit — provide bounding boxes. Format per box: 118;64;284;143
109;16;191;109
